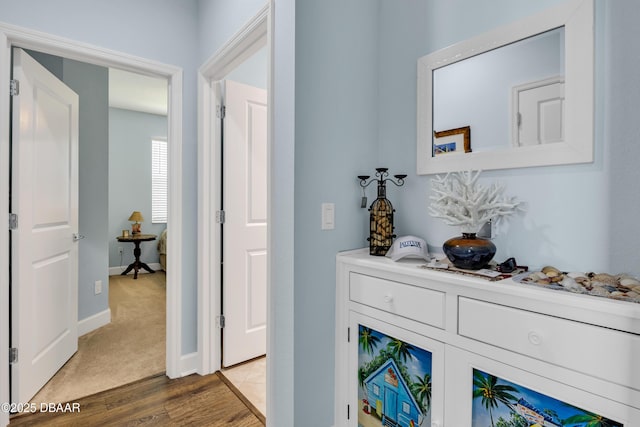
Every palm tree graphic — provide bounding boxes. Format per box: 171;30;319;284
411;373;432;414
472;370;519;427
563;410;620;427
359;327;381;355
387;338;414;362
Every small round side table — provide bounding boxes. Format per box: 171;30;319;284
116;233;157;279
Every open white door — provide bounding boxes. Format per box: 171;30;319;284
222;80;267;367
11;48;79;403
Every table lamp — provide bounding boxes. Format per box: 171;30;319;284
128;211;144;234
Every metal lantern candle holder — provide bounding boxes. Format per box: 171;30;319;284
358;168;407;256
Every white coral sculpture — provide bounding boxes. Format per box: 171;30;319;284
428;170;521;234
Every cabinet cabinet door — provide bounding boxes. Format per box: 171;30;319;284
348;311;445;427
445;346;640;426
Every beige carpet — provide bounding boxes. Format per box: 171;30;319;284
31;272;166;404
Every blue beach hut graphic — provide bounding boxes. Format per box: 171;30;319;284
363;358;423;427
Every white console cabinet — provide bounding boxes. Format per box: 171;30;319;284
334;249;640;427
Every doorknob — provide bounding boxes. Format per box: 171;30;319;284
73;233;85;242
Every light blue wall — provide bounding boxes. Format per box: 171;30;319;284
108;108;167;270
65;59;111;322
423;0;566;52
605;0;640;274
293;1;379;426
197;0;267;63
1;0;198;66
0;0;201;354
26;50;110;323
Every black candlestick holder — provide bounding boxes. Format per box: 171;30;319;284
358;168;407;256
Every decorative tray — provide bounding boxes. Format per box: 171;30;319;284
420;258;528;282
513;266;640;304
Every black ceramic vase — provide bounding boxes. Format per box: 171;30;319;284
443;233;496;270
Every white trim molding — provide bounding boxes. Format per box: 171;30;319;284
78;309;111;337
0;29;10;427
180;352;199;377
0;22;184;424
165;66;183;379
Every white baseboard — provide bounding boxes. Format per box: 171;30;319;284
180;352;199;377
78;308;111;336
108;262;163;276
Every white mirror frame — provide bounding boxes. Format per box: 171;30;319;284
417;0;594;175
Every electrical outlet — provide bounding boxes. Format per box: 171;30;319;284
118;246;123;255
94;280;102;295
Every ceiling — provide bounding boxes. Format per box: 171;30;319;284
109;68;168;116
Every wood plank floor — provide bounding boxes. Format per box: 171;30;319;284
10;372;265;426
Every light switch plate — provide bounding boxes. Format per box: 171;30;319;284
321;203;335;230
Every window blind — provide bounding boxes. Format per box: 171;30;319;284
152;139;168;223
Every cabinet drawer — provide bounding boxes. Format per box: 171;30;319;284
349;272;445;329
458;297;640;391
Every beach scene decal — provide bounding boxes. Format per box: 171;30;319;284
357;325;433;427
472;368;622;427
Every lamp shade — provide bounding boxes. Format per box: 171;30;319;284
128;211;144;222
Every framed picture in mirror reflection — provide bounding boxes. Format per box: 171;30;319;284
433;126;471;156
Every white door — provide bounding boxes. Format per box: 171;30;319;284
513;77;565;146
222;80;267;367
11;48;79;403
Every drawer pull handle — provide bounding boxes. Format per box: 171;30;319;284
383;294;394;303
528;331;542;345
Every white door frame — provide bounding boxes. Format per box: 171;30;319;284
0;23;184;426
196;3;270;375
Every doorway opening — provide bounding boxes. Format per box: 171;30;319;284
197;4;270;420
0;23;184;425
12;49;170;403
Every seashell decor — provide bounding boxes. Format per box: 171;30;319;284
518;267;640;304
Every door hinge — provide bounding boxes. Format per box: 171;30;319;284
216;210;225;224
216;104;226;119
517;112;522;127
9;348;18;364
216;315;225;328
9;213;17;230
10;79;19;96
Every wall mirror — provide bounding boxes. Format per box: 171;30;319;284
417;0;594;174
